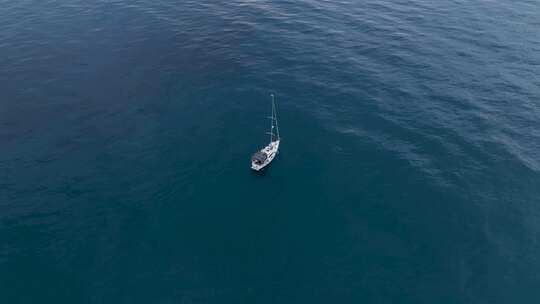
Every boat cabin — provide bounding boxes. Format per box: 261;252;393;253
251;151;268;165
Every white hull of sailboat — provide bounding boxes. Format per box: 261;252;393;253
251;140;280;171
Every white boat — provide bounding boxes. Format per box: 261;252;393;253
251;94;280;171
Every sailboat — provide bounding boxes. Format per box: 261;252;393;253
251;94;280;171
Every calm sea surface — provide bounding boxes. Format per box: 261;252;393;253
1;0;540;303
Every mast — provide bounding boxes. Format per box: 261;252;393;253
267;94;279;143
270;94;274;143
273;94;279;140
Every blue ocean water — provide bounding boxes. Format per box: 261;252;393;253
1;0;540;302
